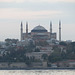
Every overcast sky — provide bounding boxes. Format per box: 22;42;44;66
0;0;75;41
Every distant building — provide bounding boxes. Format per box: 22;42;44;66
20;22;58;44
26;51;50;60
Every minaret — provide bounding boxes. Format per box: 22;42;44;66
21;22;23;41
59;20;61;42
50;21;52;39
26;22;28;38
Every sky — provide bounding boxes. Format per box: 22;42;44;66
0;0;75;41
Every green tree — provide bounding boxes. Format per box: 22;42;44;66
59;41;67;46
34;48;40;52
42;54;48;61
61;51;67;59
48;45;62;63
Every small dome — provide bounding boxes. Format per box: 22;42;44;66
31;25;47;32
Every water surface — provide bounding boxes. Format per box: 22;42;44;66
0;70;74;75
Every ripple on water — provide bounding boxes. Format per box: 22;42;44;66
0;70;75;75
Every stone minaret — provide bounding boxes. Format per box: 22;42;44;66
26;22;28;38
59;20;61;42
50;21;52;39
21;22;23;41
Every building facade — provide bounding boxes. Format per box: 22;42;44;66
20;22;58;43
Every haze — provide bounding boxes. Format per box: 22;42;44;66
0;0;75;41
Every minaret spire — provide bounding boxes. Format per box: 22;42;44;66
21;22;23;41
59;20;61;42
50;21;52;39
26;21;28;38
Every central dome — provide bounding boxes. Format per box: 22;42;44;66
31;25;47;32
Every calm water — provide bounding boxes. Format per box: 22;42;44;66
0;70;75;75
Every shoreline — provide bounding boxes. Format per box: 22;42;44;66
0;67;75;70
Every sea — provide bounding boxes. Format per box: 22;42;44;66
0;70;75;75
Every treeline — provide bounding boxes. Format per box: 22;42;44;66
0;45;35;66
48;42;75;63
0;39;75;65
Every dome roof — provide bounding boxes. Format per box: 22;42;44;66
31;25;47;32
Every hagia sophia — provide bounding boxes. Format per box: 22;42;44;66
20;21;61;44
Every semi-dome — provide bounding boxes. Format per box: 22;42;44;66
31;25;47;32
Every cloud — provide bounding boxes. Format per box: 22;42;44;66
0;8;62;19
27;0;75;3
0;0;75;3
0;0;24;3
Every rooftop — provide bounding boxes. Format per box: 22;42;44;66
31;25;47;32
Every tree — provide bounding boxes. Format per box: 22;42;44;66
11;39;18;44
71;42;75;54
61;51;67;59
53;45;61;52
48;45;62;63
5;38;11;43
59;42;67;46
0;45;2;48
42;54;48;61
34;48;40;52
5;38;19;46
48;53;62;63
25;57;31;66
5;38;11;46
